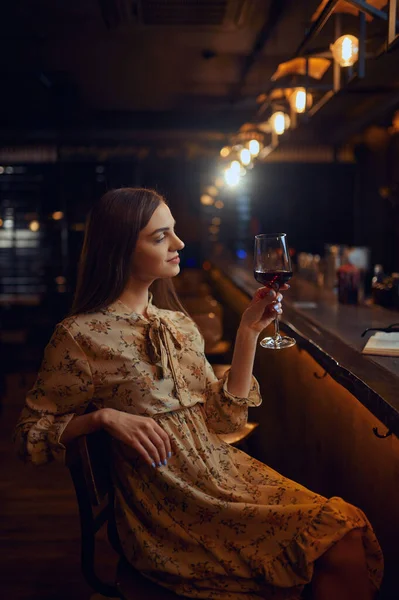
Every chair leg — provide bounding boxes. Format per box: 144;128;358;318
69;465;121;598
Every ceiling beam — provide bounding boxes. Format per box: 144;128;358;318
294;0;339;57
229;0;289;103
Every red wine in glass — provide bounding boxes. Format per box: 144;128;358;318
254;270;293;288
254;233;296;350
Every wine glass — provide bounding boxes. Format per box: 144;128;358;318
254;233;296;350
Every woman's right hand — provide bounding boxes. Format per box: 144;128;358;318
100;408;172;468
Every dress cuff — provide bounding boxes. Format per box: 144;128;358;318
48;413;76;464
26;413;76;465
221;368;262;407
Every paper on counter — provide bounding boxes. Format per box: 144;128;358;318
362;331;399;357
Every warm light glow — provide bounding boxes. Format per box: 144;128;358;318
200;194;214;206
212;217;221;225
215;177;224;187
220;146;231;158
288;87;312;114
392;110;399;132
248;139;260;156
240;148;251;166
330;35;359;67
270;111;290;135
224;168;240;187
71;223;85;231
294;88;306;112
0;218;3;227
52;211;64;220
29;220;40;232
207;186;218;196
215;200;224;209
209;225;219;234
55;276;66;285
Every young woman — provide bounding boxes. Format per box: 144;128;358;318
15;188;383;600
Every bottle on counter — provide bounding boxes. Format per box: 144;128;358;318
323;245;340;290
371;264;385;307
337;252;361;305
371;264;385;286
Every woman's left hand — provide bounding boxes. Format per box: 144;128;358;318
239;284;290;335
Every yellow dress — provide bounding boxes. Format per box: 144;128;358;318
14;294;384;599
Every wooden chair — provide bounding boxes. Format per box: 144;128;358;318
66;424;179;599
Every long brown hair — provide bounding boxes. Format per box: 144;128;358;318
69;188;189;317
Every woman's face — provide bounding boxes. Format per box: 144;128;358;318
131;202;185;282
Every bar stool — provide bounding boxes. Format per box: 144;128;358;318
190;310;231;362
182;295;223;321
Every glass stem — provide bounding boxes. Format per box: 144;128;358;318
274;315;281;340
273;284;281;341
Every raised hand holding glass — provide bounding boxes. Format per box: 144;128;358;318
254;233;296;350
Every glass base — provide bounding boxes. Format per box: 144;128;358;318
259;335;296;350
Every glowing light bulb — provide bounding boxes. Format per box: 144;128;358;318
270;111;290;135
200;194;214;206
207;186;218;196
220;146;231;158
29;220;40;232
248;139;260;156
240;148;251;166
224;168;240;186
330;35;359;67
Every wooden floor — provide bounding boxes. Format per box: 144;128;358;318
0;373;117;600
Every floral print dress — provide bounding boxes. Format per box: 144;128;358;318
14;294;384;600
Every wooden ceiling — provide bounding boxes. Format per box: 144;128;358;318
0;1;398;148
0;1;318;137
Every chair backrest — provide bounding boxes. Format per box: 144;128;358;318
67;426;111;506
66;420;121;597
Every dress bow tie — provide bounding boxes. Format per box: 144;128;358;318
145;315;191;407
146;315;183;379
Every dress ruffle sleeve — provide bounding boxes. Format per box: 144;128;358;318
202;357;262;435
14;323;94;465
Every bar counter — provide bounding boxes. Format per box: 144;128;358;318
210;257;399;440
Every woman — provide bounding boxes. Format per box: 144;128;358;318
15;188;383;600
